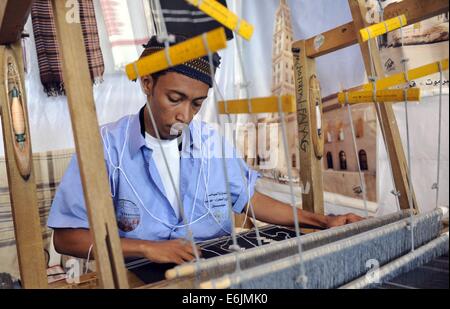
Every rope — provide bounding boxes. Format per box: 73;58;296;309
235;34;253;114
149;0;174;43
276;96;307;288
213;81;263;247
202;33;242;273
399;17;415;251
366;26;401;212
145;0;201;279
85;244;94;274
145;102;201;260
228;21;264;245
433;62;444;209
344;98;370;218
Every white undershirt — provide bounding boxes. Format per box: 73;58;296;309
145;132;181;219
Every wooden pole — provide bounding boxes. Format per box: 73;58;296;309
292;40;324;214
50;0;128;288
0;43;47;288
348;0;418;211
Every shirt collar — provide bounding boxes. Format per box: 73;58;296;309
128;107;146;158
128;106;201;158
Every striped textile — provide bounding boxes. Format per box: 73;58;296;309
79;0;105;84
0;149;74;278
148;0;234;40
31;0;104;96
99;0;151;70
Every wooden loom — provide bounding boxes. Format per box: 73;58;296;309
0;0;448;289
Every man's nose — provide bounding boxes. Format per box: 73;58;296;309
175;102;192;124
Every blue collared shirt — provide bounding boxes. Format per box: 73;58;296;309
48;108;260;242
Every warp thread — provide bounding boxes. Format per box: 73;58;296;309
222;209;442;289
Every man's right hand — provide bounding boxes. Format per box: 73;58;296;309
139;239;202;265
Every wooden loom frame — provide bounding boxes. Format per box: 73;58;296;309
292;0;448;214
1;0;128;288
0;0;448;289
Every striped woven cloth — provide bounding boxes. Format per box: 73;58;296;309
31;0;104;96
150;0;234;40
0;149;74;278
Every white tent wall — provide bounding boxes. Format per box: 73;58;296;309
377;95;450;215
0;0;448;216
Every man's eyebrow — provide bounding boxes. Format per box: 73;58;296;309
193;96;208;101
166;89;187;98
167;89;207;101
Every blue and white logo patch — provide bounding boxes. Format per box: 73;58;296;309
116;199;141;232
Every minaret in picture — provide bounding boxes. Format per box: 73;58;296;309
255;0;299;180
271;0;295;96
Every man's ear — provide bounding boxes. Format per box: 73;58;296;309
140;75;154;96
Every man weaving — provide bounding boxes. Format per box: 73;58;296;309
48;36;363;265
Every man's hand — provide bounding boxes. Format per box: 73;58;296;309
139;239;201;265
326;213;364;228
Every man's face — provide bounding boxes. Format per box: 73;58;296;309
142;72;209;140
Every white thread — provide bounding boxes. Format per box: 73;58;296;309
133;62;139;80
398;15;405;27
235;18;242;34
85;244;93;274
213;80;263;247
383;21;389;35
434;61;443;209
400;17;416;252
346;102;370;218
367;27;401;212
203;33;244;273
230;26;263;239
234;36;252;114
276;95;307;288
101;117;210;230
163;41;173;67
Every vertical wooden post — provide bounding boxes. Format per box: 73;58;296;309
349;0;418;211
292;40;324;214
0;43;47;288
50;0;128;288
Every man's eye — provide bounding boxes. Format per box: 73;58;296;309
193;101;203;108
168;96;181;103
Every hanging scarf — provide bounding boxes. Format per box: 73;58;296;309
98;0;151;70
31;0;104;96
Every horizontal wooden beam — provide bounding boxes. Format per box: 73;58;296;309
383;0;449;25
359;15;407;42
126;27;227;80
304;0;449;58
218;95;295;114
186;0;254;40
363;59;449;91
0;0;34;45
305;22;357;58
338;88;421;105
